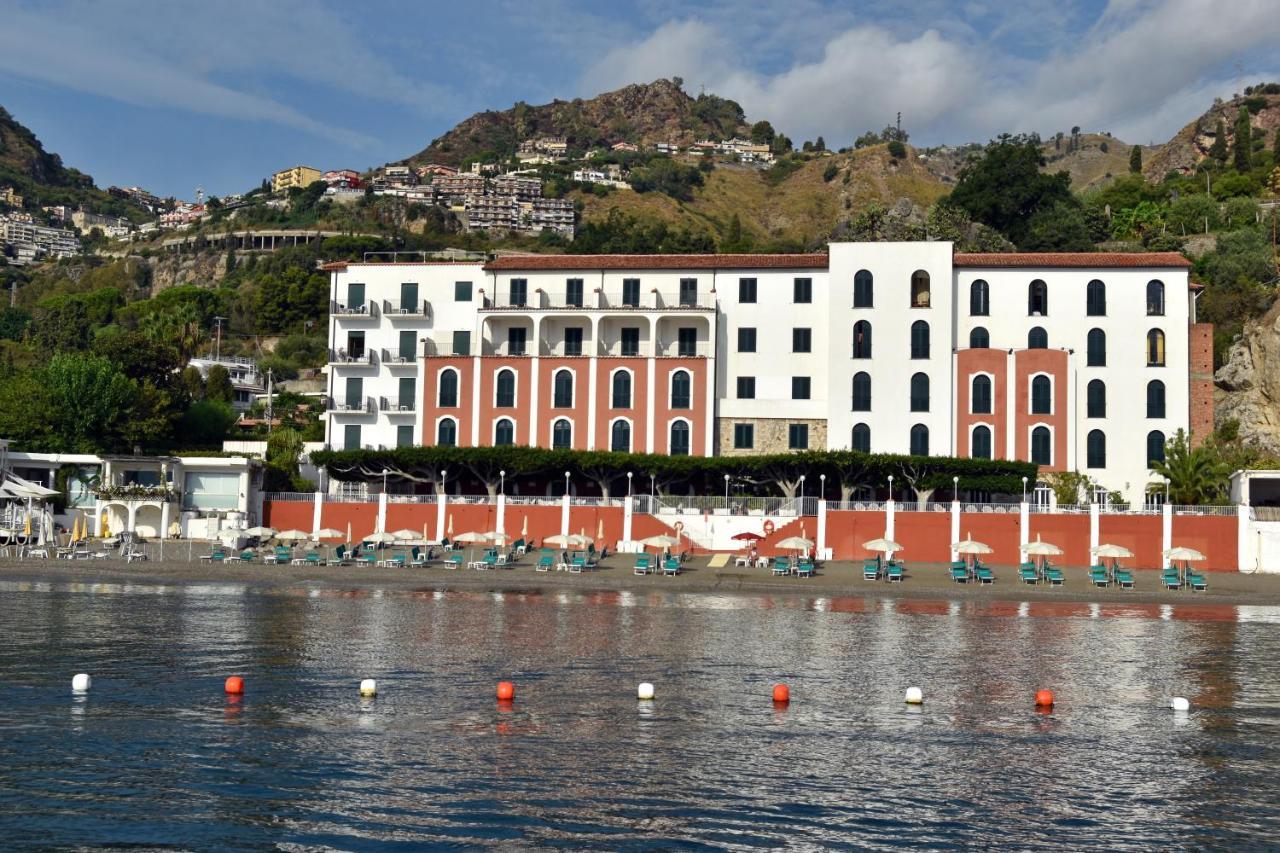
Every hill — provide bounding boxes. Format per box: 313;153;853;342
407;79;752;166
1146;90;1280;178
0;105;151;220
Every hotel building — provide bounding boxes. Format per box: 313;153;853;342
321;243;1205;504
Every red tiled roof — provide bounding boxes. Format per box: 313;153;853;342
319;260;482;271
484;253;829;271
954;252;1191;269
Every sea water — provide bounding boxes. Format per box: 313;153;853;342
0;581;1277;848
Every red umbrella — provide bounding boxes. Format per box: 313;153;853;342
732;531;764;542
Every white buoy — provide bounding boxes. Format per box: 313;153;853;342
71;673;91;693
360;678;377;697
637;682;655;700
905;687;923;705
1170;696;1190;712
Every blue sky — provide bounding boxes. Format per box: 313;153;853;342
1;0;1276;199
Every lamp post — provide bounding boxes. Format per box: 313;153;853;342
440;469;446;495
819;473;826;500
650;473;655;501
627;471;633;497
564;470;571;497
887;474;894;501
1022;476;1028;503
799;474;806;500
499;470;506;496
381;468;389;495
953;475;959;501
724;473;730;502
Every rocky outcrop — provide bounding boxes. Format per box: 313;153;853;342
1216;296;1280;454
145;250;230;291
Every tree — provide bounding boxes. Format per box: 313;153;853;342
1149;429;1230;504
948;135;1078;247
1234;107;1252;171
749;120;776;146
814;136;826;152
887;140;906;160
1129;144;1143;173
1210;118;1228;163
180;400;236;447
1022;201;1095;251
205;364;234;404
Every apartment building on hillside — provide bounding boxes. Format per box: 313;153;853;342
321;243;1203;504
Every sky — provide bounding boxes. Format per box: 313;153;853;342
1;0;1277;199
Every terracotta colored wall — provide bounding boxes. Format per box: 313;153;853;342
1189;323;1214;448
1172;514;1237;571
262;501;313;531
652;358;710;455
1025;514;1092;567
890;512;953;563
538;358;591;449
316;502;379;542
955;513;1023;565
955;348;1007;458
1014;348;1068;471
826;510;888;561
475;358;531;446
1097;515;1164;570
421;357;473;445
594;357;649;452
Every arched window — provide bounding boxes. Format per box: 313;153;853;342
611;370;632;409
852;320;872;358
1031;375;1051;414
437;417;457;447
670;370;691;409
1031;426;1051;465
1028;279;1048;316
495;368;515;407
1028;326;1048;349
1146;329;1165;366
552;418;572;449
1147;430;1166;466
852;372;871;411
969;327;989;349
910;270;931;308
851;423;871;453
910;372;929;412
1087;379;1106;418
971;375;992;414
1147;380;1166;418
494;418;514;446
553;369;573;407
438;368;459;408
1086;279;1106;316
1087;430;1106;469
1087;328;1106;367
909;423;929;456
972;425;992;459
610;419;631;452
970;279;989;316
910;320;930;359
1147;279;1165;316
853;269;873;308
669;420;690;456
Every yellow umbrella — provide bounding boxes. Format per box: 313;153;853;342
99;512;109;538
23;512;32;537
70;514;80;542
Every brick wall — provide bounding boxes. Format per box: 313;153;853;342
718;418;827;455
1189;322;1214;447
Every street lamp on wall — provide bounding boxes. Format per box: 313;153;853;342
887;474;894;501
499;470;506;496
819;473;826;501
724;473;730;502
627;471;633;497
1022;476;1028;503
564;470;571;497
953;475;959;501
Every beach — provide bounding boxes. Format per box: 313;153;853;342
3;554;1278;606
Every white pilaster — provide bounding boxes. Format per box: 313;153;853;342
1019;500;1029;563
622;496;633;544
311;491;323;533
1238;504;1253;573
1089;502;1100;558
376;490;388;533
586;355;598;450
470;355;481;446
816;499;828;559
1162;502;1173;565
496;493;506;535
950;499;960;563
561;492;571;536
436;492;447;543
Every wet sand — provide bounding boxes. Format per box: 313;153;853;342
2;554;1279;606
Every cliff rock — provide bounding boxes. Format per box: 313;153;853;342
1216;296;1280;454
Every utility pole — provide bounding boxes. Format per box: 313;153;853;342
212;316;226;361
265;368;274;436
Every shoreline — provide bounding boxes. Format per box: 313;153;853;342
3;556;1279;607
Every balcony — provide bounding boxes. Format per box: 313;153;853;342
328;396;376;414
379;396;417;414
423;336;474;357
654;342;711;358
328;348;378;367
331;301;380;319
382;299;430;319
480;288;715;312
380;348;419;367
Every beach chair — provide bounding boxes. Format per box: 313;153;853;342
238;549;256;563
481;553;499;570
331;545;352;566
796;561;815;578
537;555;554;572
303;551;324;566
1114;568;1135;589
512;538;526;556
771;558;790;577
1161;568;1181;590
886;562;904;582
975;566;995;584
633;555;650;575
410;547;427;567
1019;563;1039;585
1089;567;1109;588
356;549;377;567
663;557;680;576
1188;571;1208;591
862;559;880;580
950;565;969;583
445;553;464;570
569;556;585;574
1045;567;1064;585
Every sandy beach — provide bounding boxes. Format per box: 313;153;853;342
2;554;1278;606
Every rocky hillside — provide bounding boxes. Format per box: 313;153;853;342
409;79;751;166
1146;91;1280;177
1216;298;1280;455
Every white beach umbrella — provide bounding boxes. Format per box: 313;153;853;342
952;536;993;555
776;536;814;551
485;531;512;544
638;534;679;549
389;529;419;541
1092;543;1134;559
1164;546;1206;562
542;533;574;547
313;528;345;540
862;538;903;553
244;526;276;538
363;531;397;544
1024;535;1063;557
275;529;311;542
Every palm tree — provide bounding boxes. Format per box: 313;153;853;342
1149;429;1230;504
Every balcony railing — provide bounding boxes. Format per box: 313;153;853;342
423;337;474;357
380;348;418;366
328;348;378;366
379;396;417;413
481;289;715;312
382;299;429;318
328;396;375;414
331;301;380;318
655;342;711;358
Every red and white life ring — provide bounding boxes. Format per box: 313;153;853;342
762;519;775;535
673;521;685;532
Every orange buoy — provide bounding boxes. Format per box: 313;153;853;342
496;681;515;701
1035;689;1054;708
772;683;790;703
225;676;244;695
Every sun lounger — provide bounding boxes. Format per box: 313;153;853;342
1161;568;1181;590
862;559;880;580
1188;571;1208;591
975;566;995;584
950;566;969;583
1114;569;1134;589
444;553;463;570
1019;564;1039;584
795;562;814;578
886;563;904;582
632;555;650;575
1045;568;1064;585
771;559;790;577
1089;567;1109;588
537;555;554;572
663;557;680;576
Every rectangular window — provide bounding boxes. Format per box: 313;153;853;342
347;331;365;358
347;282;365;310
566;278;584;307
398;330;416;361
792;328;812;353
343;424;361;451
733;423;754;449
451;330;470;356
739;277;757;303
396;424;414;447
182;472;240;511
399;282;418;313
679;278;697;306
677;327;697;357
788;423;809;449
793;277;812;303
344;376;363;409
792;377;811;400
564;327;583;356
509;278;527;307
507;327;526;356
397;376;415;410
621;327;640;356
736;377;756;399
737;327;757;353
622;277;640;307
454;281;473;301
